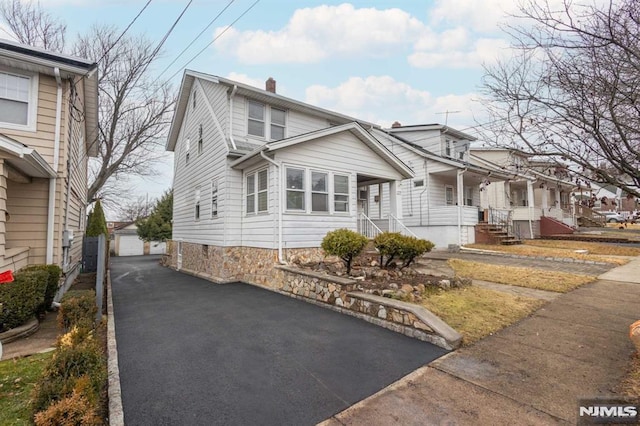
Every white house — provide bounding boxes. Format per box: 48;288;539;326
165;72;413;286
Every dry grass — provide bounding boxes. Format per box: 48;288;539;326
466;242;631;265
419;286;545;345
618;352;640;397
447;259;596;293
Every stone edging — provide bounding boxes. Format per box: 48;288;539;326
276;265;356;286
0;317;39;344
106;270;124;426
459;246;610;265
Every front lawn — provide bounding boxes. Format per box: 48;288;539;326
419;286;545;345
0;352;54;426
465;242;633;264
524;239;640;257
448;259;596;293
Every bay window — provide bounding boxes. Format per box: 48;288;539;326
334;175;349;212
286;168;305;210
285;167;350;214
311;172;328;212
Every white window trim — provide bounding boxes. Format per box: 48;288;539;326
245;167;269;215
284;165;350;215
0;66;39;132
194;186;201;221
246;99;287;141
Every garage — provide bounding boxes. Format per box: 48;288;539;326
117;234;145;256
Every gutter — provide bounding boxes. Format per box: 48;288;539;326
228;85;238;150
46;67;63;264
259;150;285;264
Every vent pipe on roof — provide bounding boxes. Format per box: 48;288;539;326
266;77;276;93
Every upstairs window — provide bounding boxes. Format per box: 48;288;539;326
248;100;265;137
0;70;36;129
271;108;286;140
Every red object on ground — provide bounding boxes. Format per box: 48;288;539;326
0;270;14;283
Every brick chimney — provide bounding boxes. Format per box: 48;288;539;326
266;77;276;93
391;121;402;128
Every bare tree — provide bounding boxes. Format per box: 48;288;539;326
480;0;640;196
74;25;175;203
117;195;153;221
0;0;65;51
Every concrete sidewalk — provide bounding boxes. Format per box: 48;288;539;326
320;257;640;425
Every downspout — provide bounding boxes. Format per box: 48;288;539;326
228;85;238;150
457;168;466;246
527;179;536;239
260;150;285;264
46;67;63;264
62;80;74;270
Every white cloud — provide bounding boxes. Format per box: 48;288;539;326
225;72;264;90
409;37;509;69
429;0;515;33
213;4;426;64
304;75;481;129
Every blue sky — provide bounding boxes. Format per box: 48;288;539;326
2;0;523;217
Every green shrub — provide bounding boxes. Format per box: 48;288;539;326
0;269;48;330
373;232;404;267
398;236;434;268
57;290;97;332
34;389;103;426
321;228;368;274
373;232;434;269
31;338;106;414
21;265;62;314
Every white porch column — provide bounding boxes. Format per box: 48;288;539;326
378;183;383;219
0;160;6;259
457;170;465;245
389;180;400;219
527;179;535;238
541;183;548;214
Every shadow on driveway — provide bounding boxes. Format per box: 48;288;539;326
111;256;447;425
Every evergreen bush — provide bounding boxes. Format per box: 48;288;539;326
0;269;48;330
321;228;368;274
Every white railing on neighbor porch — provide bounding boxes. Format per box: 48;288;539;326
358;212;383;239
388;214;418;237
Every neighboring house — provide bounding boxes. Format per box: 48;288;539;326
166;71;413;286
0;39;98;294
111;222;166;256
362;123;520;247
470;148;577;238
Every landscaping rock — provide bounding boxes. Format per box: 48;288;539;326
401;284;414;294
438;279;451;289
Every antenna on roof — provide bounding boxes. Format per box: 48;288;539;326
435;110;461;126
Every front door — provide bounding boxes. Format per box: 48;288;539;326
358;188;368;217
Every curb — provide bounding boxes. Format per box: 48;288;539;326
106;270;124;426
459;246;610;265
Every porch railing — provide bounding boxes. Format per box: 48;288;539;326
388;214;417;238
487;207;520;239
358;212;382;239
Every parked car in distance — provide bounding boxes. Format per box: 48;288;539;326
601;211;625;223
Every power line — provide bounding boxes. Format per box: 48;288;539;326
154;0;236;82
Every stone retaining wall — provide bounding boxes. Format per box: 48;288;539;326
277;266;461;349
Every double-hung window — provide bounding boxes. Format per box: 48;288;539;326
286;168;305;210
195;186;201;220
464;187;473;206
270;108;286;140
248;100;265;137
334;175;349;212
211;179;218;218
246;169;268;214
0;70;35;129
311;171;328;212
445;185;455;206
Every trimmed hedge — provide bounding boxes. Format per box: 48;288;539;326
57;290;97;332
374;232;434;268
0;269;48;331
321;228;368;274
21;265;62;315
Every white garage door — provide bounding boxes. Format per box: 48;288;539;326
118;235;144;256
149;241;166;255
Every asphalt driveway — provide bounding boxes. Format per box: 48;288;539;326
111;256;447;426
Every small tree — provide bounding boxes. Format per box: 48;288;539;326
373;232;404;268
321;229;368;274
398;237;434;269
85;200;107;237
136;190;173;242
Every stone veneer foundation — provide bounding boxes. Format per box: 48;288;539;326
165;240;461;350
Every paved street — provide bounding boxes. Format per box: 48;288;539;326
111;256;447;426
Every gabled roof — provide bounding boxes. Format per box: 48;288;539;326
468;152;532;181
388;124;477;142
0;39;99;157
230;122;414;179
166;69;380;152
0;133;56;178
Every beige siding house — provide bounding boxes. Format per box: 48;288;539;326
0;39;98;294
